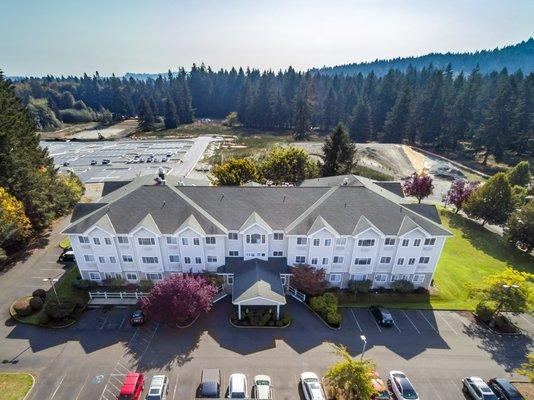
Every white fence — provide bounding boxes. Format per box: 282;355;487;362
287;286;306;302
88;291;149;300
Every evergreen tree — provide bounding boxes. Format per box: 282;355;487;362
164;97;179;129
383;85;411;143
137;97;155;132
321;124;356;176
292;77;313;140
349;99;372;143
507;161;531;187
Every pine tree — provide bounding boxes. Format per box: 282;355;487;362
349;99;372;143
321;124;356;176
164;97;179;129
383;85;411;143
292;77;313;140
137;97;155;132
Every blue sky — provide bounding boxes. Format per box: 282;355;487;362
1;0;533;76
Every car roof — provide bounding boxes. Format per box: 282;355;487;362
469;377;493;393
254;375;271;383
150;375;166;387
493;378;522;395
229;373;246;391
202;369;220;383
120;373;142;395
301;372;319;380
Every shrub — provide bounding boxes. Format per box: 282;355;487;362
326;312;342;326
348;279;372;294
102;278;126;290
391;279;415;293
310;296;326;314
58;108;96;123
44;297;76;320
291;265;327;296
32;289;47;300
268;320;275;326
281;315;293;325
73;279;93;290
275;320;284;327
29;296;44;311
493;315;516;333
202;272;224;287
475;302;495;323
310;293;338;316
13;298;32;317
259;313;271;326
139;279;154;291
37;311;50;325
414;287;430;295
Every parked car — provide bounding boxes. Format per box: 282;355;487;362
388;371;419;400
102;159;111;165
370;371;391;399
139;158;145;163
90;160;97;165
161;157;167;162
58;250;75;262
228;373;247;399
253;375;272;399
488;378;524;400
370;305;394;327
300;372;326;400
62;161;70;167
145;375;168;400
462;377;498;400
130;310;145;326
199;368;220;398
119;373;144;400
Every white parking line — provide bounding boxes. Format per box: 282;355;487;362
350;309;363;332
437;312;458;335
419;311;439;333
368;309;382;333
74;374;90;400
402;311;421;334
49;374;66;399
520;314;534;327
172;371;179;400
453;312;470;329
426;378;443;400
98;311;112;330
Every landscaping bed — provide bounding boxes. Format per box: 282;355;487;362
231;308;292;328
308;293;342;329
0;373;34;400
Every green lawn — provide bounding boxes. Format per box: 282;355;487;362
0;373;33;400
338;207;534;310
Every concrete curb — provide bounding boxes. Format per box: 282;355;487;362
176;314;200;329
9;297;81;329
23;373;36;400
228;316;291;329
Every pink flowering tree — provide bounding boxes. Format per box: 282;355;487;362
403;172;434;203
446;180;479;213
139;274;218;324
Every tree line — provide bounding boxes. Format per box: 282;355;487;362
14;63;534;163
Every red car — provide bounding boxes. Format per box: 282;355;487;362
118;373;144;400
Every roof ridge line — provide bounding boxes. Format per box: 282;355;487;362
285;186;339;232
168;185;228;234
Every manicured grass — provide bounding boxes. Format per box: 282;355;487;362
0;373;33;400
338;207;534;310
352;165;394;181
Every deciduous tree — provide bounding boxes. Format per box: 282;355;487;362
259;146;319;185
0;187;32;250
504;201;534;253
402;172;434;203
210;157;260;186
515;353;534;383
446;180;479;213
290;265;326;296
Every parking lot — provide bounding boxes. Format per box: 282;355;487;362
41;137;218;183
5;298;529;400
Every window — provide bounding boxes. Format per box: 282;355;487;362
89;272;101;280
313;238;320;246
311;258;318;265
245;252;255;257
246;234;265;244
413;239;421;247
324;239;332;246
207;256;217;263
205;237;216;245
169;255;180;263
109;256;117;263
118;236;129;244
93;237;101;245
374;274;388;282
126;273;138;281
402;239;409;246
184;257;191;264
193;238;200;246
408;258;415;265
358;239;375;247
138;237;155;246
397;258;404;266
333;256;344;264
147;273;163;280
227;275;234;285
274;232;284;240
228;232;238;240
229;251;239;256
380;256;391;264
329;274;342;283
166;236;178;245
424;238;436;246
322;257;329;265
295;256;306;264
335;237;347;246
273;251;283;256
181;237;189;246
84;254;94;262
296;237;307;246
384;238;396;246
351;274;366;281
195;257;202;264
78;236;90;244
391;274;409;282
122;255;133;263
142;256;158;264
97;256;106;263
412;274;425;283
104;238;112;245
419;257;430;264
355;258;371;265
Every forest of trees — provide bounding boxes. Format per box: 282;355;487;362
13;62;534;163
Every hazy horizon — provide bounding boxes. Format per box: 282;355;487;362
1;0;533;77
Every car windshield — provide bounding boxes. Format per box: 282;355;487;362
256;380;270;386
230;392;245;398
482;395;498;400
402;389;418;399
146;396;161;400
377;389;391;398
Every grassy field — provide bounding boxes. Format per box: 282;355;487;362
0;373;33;400
338;207;534;310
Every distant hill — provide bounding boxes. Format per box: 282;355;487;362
312;38;534;76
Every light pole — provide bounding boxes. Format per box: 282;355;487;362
43;278;60;305
360;335;367;360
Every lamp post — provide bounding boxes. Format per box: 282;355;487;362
43;278;60;305
360;335;367;360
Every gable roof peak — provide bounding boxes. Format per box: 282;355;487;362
239;211;272;232
352;215;382;236
176;214;206;235
397;215;424;236
132;213;161;234
308;215;338;235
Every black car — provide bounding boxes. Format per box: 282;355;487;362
102;159;111;165
198;368;220;398
130;310;145;326
370;305;394;327
58;250;76;262
90;160;97;165
488;378;524;400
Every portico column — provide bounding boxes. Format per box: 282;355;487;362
238;304;242;319
276;304;280;320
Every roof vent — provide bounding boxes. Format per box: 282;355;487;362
283;195;286;203
342;177;349;186
220;194;225;201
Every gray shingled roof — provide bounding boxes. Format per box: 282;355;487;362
402;203;442;225
374;181;405;198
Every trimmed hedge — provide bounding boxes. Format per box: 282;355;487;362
391;279;415;293
29;296;44;311
13;299;32;317
348;279;372;294
32;289;47;300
